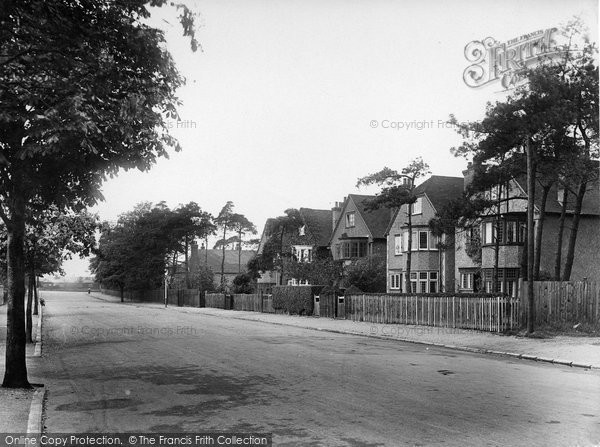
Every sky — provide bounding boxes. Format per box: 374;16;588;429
59;0;598;280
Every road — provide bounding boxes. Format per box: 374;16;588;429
29;291;600;446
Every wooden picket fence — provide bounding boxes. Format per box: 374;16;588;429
344;294;520;332
522;281;600;325
205;293;228;309
232;293;261;311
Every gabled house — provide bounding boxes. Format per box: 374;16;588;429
286;207;334;285
455;162;600;296
330;195;394;262
290;208;333;262
385;176;464;293
255;208;334;288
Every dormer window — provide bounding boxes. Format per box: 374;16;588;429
345;212;355;228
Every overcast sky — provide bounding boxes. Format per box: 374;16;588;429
60;0;598;279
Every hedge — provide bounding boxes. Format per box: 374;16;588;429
272;285;324;315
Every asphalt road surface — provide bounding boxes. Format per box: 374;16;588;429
30;291;600;446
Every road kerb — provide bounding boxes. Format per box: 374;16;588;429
26;387;45;435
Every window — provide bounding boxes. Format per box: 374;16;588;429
293;246;313;263
483;221;495;245
460;271;474;290
404;271;439;293
394;235;402;255
390;273;401;290
429;271;438;293
341;240;367;259
402;231;409;252
410;272;417;293
482;219;525;245
429;234;439;250
505;221;516;243
345;212;355;228
402;230;435;252
419;231;429;250
412;197;422;215
299;225;305;236
419;271;428;294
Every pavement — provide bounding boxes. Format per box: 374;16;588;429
38;291;600;446
0;301;44;433
96;291;600;369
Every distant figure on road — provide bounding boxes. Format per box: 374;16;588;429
88;288;91;294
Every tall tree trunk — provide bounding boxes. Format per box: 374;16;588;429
562;181;586;280
119;284;124;303
26;274;33;343
33;275;39;316
238;229;242;273
554;188;569;280
2;194;31;388
492;185;501;293
204;235;208;265
526;139;535;334
184;235;190;289
405;205;412;293
220;225;227;288
279;226;285;285
533;184;550;280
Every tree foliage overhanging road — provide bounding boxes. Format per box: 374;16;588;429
0;0;197;387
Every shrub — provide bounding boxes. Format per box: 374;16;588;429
232;273;254;294
343;255;386;293
272;285;324;315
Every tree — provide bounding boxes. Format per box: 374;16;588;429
357;157;431;292
214;202;235;289
449;21;598;333
189;265;215;294
232;273;254;294
0;0;199;387
229;214;257;273
90;202;214;297
343;255;387;293
167;203;215;288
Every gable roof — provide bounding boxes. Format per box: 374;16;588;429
345;194;394;239
193;249;256;274
384;175;464;235
413;175;464;212
257;218;278;254
299;208;332;247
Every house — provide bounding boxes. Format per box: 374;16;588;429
455;163;600;296
385;176;464;293
255;208;334;288
287;207;334;285
188;242;256;289
330;195;394;262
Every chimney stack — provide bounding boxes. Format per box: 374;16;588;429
332;201;343;231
